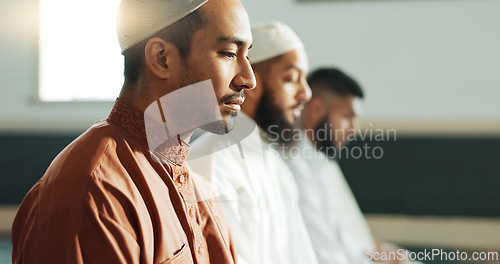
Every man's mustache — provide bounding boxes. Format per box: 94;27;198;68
221;90;246;104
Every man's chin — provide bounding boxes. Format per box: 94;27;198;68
199;115;236;135
285;113;298;126
223;116;236;133
224;110;239;130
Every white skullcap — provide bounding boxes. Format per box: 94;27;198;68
117;0;209;54
248;22;304;64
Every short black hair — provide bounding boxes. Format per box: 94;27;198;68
307;68;364;99
123;9;205;83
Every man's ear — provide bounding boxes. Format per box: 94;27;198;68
144;37;181;80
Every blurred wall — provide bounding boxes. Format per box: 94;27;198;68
242;0;500;122
1;0;500;132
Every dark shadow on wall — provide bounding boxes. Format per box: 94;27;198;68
339;137;500;217
1;133;499;218
0;133;79;204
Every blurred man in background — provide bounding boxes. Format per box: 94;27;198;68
285;68;419;264
283;67;375;264
188;22;318;264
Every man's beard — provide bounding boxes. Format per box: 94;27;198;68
314;115;351;159
199;93;241;135
255;87;299;146
314;115;336;158
177;64;240;135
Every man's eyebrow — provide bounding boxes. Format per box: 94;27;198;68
284;64;304;72
217;36;250;47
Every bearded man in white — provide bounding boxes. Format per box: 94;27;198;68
188;22;317;264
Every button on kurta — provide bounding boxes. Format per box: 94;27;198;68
179;174;186;183
189;207;195;217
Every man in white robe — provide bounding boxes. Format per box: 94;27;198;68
281;68;374;263
285;68;419;264
284;134;375;264
188;22;318;264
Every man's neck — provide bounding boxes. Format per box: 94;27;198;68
119;82;152;113
241;108;256;121
120;83;195;145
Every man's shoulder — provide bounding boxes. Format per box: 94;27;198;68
40;120;142;190
50;121;120;172
17;120;147;223
12;121;153;264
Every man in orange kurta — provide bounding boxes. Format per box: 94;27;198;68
11;0;256;263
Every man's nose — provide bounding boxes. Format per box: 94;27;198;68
296;77;312;102
233;58;256;90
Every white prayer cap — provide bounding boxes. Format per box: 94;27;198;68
248;22;304;64
117;0;209;54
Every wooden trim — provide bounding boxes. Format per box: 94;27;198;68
0;206;17;236
360;120;500;137
366;214;500;250
2;119;498;136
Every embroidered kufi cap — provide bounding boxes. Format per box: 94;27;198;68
248;22;304;64
117;0;209;54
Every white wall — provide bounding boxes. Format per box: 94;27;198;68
1;0;499;133
242;0;500;121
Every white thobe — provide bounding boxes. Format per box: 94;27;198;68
283;136;375;264
188;116;318;264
